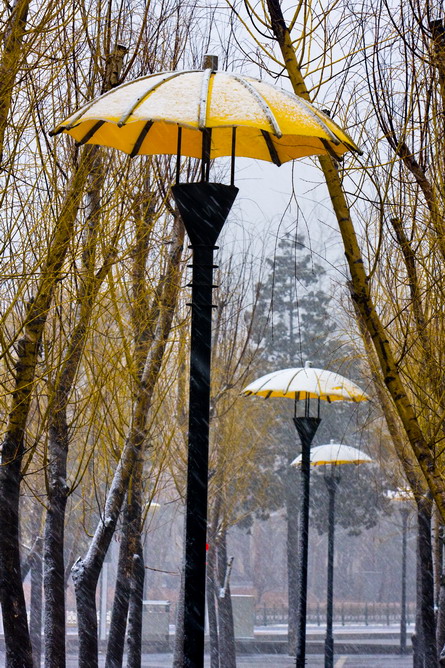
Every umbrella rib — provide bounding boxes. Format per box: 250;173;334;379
75;120;105;146
276;90;342;146
49;70;196;135
198;68;213;129
117;71;192;127
261;130;281;166
130;120;154;158
320;138;344;162
230;74;282;138
50;73;165;134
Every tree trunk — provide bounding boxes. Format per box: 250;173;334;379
72;561;101;668
105;462;144;668
44;419;69;668
172;553;185;668
29;537;43;668
105;517;132;668
127;542;145;668
436;522;445;656
437;565;445;664
0;0;30;161
0;444;34;668
414;521;425;667
207;525;220;668
217;530;236;668
286;458;300;654
417;497;438;667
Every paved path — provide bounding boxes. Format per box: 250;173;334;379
0;649;413;667
70;654;412;668
2;624;416;666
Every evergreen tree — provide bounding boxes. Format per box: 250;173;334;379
248;231;387;651
253;232;336;369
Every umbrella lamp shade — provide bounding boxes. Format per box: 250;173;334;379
242;366;369;403
50;70;361;164
291;442;373;467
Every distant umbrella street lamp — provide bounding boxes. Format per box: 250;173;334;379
387;489;414;654
293;441;373;668
242;363;368;668
50;56;361;668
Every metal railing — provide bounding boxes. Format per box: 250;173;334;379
255;602;416;627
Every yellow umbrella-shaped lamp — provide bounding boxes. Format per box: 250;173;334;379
242;365;368;403
50;68;360;169
51;56;361;668
291;441;373;466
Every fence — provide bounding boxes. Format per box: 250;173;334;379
255;601;416;627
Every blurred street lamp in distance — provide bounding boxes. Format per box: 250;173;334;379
242;363;368;668
386;488;415;654
292;440;373;668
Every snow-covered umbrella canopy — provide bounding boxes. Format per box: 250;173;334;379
291;441;373;467
49;68;361;164
241;364;369;403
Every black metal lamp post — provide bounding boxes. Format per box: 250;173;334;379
293;399;321;668
172;181;238;667
323;465;341;668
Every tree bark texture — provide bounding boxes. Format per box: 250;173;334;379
127;544;145;668
106;459;144;668
438;567;445;664
417;497;438;667
44;416;70;668
413;525;425;668
0;0;30;162
172;553;185;668
286;456;300;654
217;530;236;668
105;517;132;668
29;539;43;668
0;447;33;667
207;504;220;668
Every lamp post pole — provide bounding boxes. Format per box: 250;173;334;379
324;467;341;668
294;408;320;668
172;182;238;667
400;506;410;655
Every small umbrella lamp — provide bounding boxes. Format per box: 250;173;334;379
242;363;368;667
386;488;414;654
292;441;373;668
51;55;361;668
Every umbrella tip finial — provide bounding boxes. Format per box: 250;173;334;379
304;360;313;368
202;54;218;71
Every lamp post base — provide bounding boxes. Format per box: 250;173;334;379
324;636;334;668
